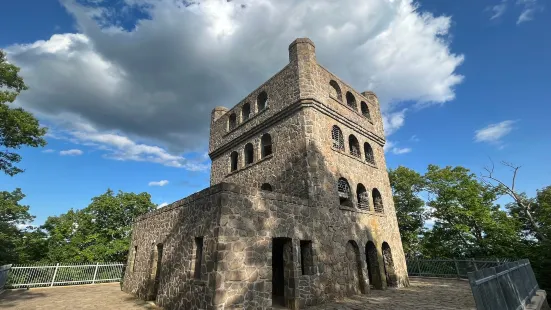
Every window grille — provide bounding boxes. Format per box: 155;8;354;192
357;185;369;209
338;178;351;199
364;142;375;165
372;189;384;213
332;126;344;150
349;135;361;158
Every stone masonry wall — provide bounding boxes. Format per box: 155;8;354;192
123;185;224;310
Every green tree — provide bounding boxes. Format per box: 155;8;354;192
421;165;523;258
0;50;47;176
0;188;35;264
42;189;156;263
388;166;427;257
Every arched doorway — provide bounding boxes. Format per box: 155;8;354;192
365;241;383;289
382;242;397;287
345;241;365;295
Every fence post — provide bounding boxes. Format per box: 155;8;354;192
50;263;60;287
416;258;421;276
454;259;461;279
471;258;478;271
92;263;99;284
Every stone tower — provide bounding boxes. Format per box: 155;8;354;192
123;38;409;310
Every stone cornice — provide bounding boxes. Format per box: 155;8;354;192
209;98;386;160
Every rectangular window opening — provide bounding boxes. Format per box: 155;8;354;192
132;246;137;272
194;237;204;279
300;240;314;276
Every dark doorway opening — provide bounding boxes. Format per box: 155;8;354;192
366;241;382;290
272;237;291;308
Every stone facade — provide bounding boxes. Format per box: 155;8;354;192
123;38;409;309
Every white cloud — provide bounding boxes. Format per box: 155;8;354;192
487;1;508;20
59;149;83;156
149;180;169;187
384;140;412;155
474;120;516;144
392;147;412;155
157;202;169;208
383;109;407;136
7;0;464;157
409;135;420;142
516;0;542;24
42;149;56;153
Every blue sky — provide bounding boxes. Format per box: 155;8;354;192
1;0;550;227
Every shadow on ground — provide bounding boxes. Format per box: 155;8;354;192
0;289;46;308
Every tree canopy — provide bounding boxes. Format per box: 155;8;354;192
0;49;47;176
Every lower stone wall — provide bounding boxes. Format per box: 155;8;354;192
123;183;409;309
214;186;409;309
122;184;224;309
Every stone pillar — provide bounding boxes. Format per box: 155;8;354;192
288;38;316;64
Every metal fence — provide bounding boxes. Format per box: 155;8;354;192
468;259;539;310
0;265;11;292
406;258;509;279
6;262;125;288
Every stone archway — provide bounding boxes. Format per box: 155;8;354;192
345;241;365;295
365;241;383;289
382;242;397;287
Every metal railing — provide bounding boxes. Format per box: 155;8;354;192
468;259;539;310
0;264;11;292
6;262;125;288
406;258;509;279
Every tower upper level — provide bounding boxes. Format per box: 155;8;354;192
209;38;385;161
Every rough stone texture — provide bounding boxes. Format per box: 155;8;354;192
123;38;409;309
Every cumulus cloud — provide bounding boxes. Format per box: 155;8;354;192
42;149;56;153
7;0;464;163
474;120;516;144
59;149;83;156
157;202;169;208
148;180;169;187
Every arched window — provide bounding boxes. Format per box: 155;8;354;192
329;80;342;101
372;188;384;213
361;101;371;119
349;135;361;158
228;113;237;131
257;91;268;111
261;133;272;158
357;184;369;209
244;143;254;165
346;92;357;110
331;125;344;151
337;178;352;207
230;151;239;172
364;142;375;165
242;102;251;122
261;183;273;191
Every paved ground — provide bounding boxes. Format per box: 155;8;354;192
305;278;476;310
0;283;159;310
0;278;475;309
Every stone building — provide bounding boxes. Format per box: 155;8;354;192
122;38;409;309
